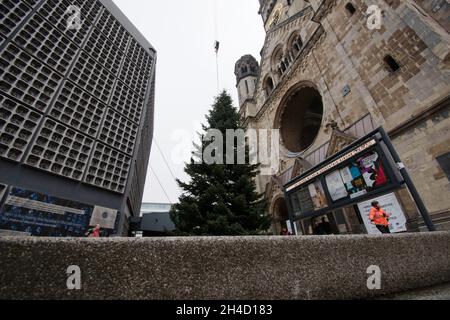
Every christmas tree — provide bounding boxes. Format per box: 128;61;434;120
170;91;270;236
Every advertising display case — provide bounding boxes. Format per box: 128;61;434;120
285;132;404;221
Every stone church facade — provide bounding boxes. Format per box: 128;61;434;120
235;0;450;235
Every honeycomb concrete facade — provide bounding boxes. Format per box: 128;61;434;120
0;0;156;235
235;0;450;235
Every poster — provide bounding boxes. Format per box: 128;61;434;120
0;186;94;237
340;163;367;198
307;180;328;210
358;151;388;189
325;170;348;201
329;152;390;201
357;193;407;234
290;187;315;217
89;206;118;229
359;152;379;188
289;191;301;216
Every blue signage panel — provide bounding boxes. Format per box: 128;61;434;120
0;186;94;237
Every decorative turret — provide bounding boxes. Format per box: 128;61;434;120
234;55;260;108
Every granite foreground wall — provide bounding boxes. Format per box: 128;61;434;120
0;232;450;300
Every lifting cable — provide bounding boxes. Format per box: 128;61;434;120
213;0;220;92
149;138;184;205
154;139;181;192
149;164;173;205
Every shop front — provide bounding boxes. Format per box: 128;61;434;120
283;128;435;235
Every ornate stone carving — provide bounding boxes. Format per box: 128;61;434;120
312;0;337;23
265;174;284;200
326;129;358;158
291;158;313;180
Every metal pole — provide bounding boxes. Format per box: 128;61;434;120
378;127;436;231
284;189;298;235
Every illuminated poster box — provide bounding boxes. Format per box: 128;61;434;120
285;137;403;220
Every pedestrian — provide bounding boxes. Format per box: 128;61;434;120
313;219;325;235
85;224;102;238
320;217;332;235
369;201;391;234
280;228;291;236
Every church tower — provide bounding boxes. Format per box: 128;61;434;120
234;55;260;120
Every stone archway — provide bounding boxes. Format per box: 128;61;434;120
271;196;290;235
274;83;324;153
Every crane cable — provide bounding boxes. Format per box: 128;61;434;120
213;0;220;93
149;138;184;205
149;164;173;205
149;0;221;203
154;139;181;192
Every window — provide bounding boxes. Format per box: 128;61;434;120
437;152;450;181
279;86;324;152
245;80;249;94
284;57;291;68
265;76;274;96
280;60;287;72
345;3;356;16
384;55;401;73
272;47;286;77
288;33;303;59
292;37;302;53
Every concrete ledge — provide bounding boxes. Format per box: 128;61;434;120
1;232;450;300
376;282;450;300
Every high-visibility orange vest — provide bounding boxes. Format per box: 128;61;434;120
369;207;390;226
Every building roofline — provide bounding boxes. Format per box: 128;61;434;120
99;0;156;55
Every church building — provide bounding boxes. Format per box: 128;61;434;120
235;0;450;235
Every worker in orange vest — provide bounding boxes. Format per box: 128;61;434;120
369;201;391;234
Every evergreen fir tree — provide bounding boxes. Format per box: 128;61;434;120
170;91;270;236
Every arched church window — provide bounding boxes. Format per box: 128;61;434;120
288;33;303;60
384;55;400;73
292;36;303;54
272;47;286;76
264;76;275;96
345;3;356;16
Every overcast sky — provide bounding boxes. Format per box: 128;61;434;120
112;0;266;204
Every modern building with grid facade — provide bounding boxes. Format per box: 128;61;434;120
0;0;156;236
